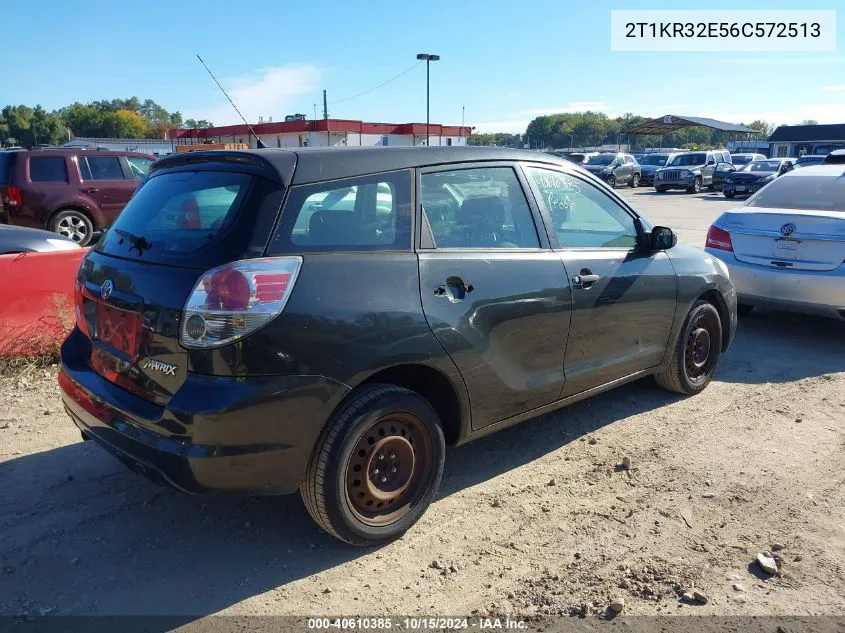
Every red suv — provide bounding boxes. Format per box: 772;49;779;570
0;149;155;245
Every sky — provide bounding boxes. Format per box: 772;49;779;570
1;0;844;134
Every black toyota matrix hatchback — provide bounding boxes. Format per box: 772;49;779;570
59;147;737;545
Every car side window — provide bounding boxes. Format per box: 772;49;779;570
624;156;635;165
81;156;125;180
126;157;153;179
29;156;68;182
525;166;638;249
268;170;412;253
420;167;539;249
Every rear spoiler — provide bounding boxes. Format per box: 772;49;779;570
150;151;286;184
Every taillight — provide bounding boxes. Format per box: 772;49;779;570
2;185;22;208
180;257;302;349
705;225;733;251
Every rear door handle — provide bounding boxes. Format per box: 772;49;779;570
572;273;600;289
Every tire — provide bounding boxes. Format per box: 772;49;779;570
724;192;735;199
606;175;616;188
630;174;640;188
655;300;723;396
655;186;667;193
50;209;93;246
687;177;702;194
737;303;754;316
300;384;446;546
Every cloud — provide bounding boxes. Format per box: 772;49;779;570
521;101;609;115
185;63;323;124
821;84;845;93
471;120;531;134
697;104;845;126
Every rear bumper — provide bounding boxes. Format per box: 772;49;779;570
722;181;766;196
705;248;845;319
59;330;350;495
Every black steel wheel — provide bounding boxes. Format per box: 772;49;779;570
301;384;445;546
655;301;723;395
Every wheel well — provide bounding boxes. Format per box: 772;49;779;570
698;289;730;351
361;364;463;446
48;206;94;230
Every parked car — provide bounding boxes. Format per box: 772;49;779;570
722;158;793;198
581;152;641;187
0;224;81;254
559;151;600;165
0;149;155;246
705;164;845;319
792;154;827;168
712;162;736;191
729;153;766;169
654;149;730;193
59;147;737;545
822;149;845;164
637;152;673;186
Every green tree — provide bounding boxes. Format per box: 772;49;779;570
102;109;148;138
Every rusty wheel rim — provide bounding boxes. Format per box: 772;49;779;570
344;412;433;527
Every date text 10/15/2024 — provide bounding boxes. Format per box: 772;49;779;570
307;617;528;630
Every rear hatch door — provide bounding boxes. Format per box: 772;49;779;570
75;154;289;404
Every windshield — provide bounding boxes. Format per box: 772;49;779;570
668;153;707;167
731;155;753;165
96;170;255;265
746;161;780;172
586;154;615;165
640;154;668;166
746;174;845;211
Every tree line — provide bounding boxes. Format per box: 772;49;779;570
468;112;818;150
0;98;214;148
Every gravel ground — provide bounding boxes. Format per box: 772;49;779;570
1;308;844;621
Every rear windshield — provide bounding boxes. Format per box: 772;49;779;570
586;154;615;165
745;174;845;211
0;153;11;185
640;154;668;166
95;170;261;266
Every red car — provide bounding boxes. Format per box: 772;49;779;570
0;149;154;245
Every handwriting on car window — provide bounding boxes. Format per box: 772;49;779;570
534;172;579;213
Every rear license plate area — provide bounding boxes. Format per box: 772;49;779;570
94;302;141;358
736;186;746;192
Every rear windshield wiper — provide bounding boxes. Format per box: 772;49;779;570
114;229;152;256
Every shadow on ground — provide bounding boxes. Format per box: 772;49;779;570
0;310;842;623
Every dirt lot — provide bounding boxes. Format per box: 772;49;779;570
1;190;844;622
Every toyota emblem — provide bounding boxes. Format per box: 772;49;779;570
101;280;114;300
780;223;796;237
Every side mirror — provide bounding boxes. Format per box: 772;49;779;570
650;226;677;251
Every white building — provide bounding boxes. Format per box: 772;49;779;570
169;119;472;149
61;137;176;156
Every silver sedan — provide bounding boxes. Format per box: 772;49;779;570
704;165;845;320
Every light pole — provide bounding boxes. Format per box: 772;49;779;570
416;53;440;145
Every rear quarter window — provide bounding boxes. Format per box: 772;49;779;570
29;156;69;182
267;170;412;253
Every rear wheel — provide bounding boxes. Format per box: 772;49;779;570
630;174;640;188
737;303;754;316
655;301;723;395
50;209;93;246
724;192;735;199
300;384;445;546
606;175;616;188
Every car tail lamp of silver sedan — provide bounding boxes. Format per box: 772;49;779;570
706;225;734;251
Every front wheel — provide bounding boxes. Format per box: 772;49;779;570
630;174;640;188
606;175;616;188
655;301;723;395
300;384;445;546
687;177;702;194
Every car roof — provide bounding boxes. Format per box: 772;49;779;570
780;164;845;177
13;149;155;158
152;147;576;186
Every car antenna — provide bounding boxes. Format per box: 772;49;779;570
196;54;267;149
